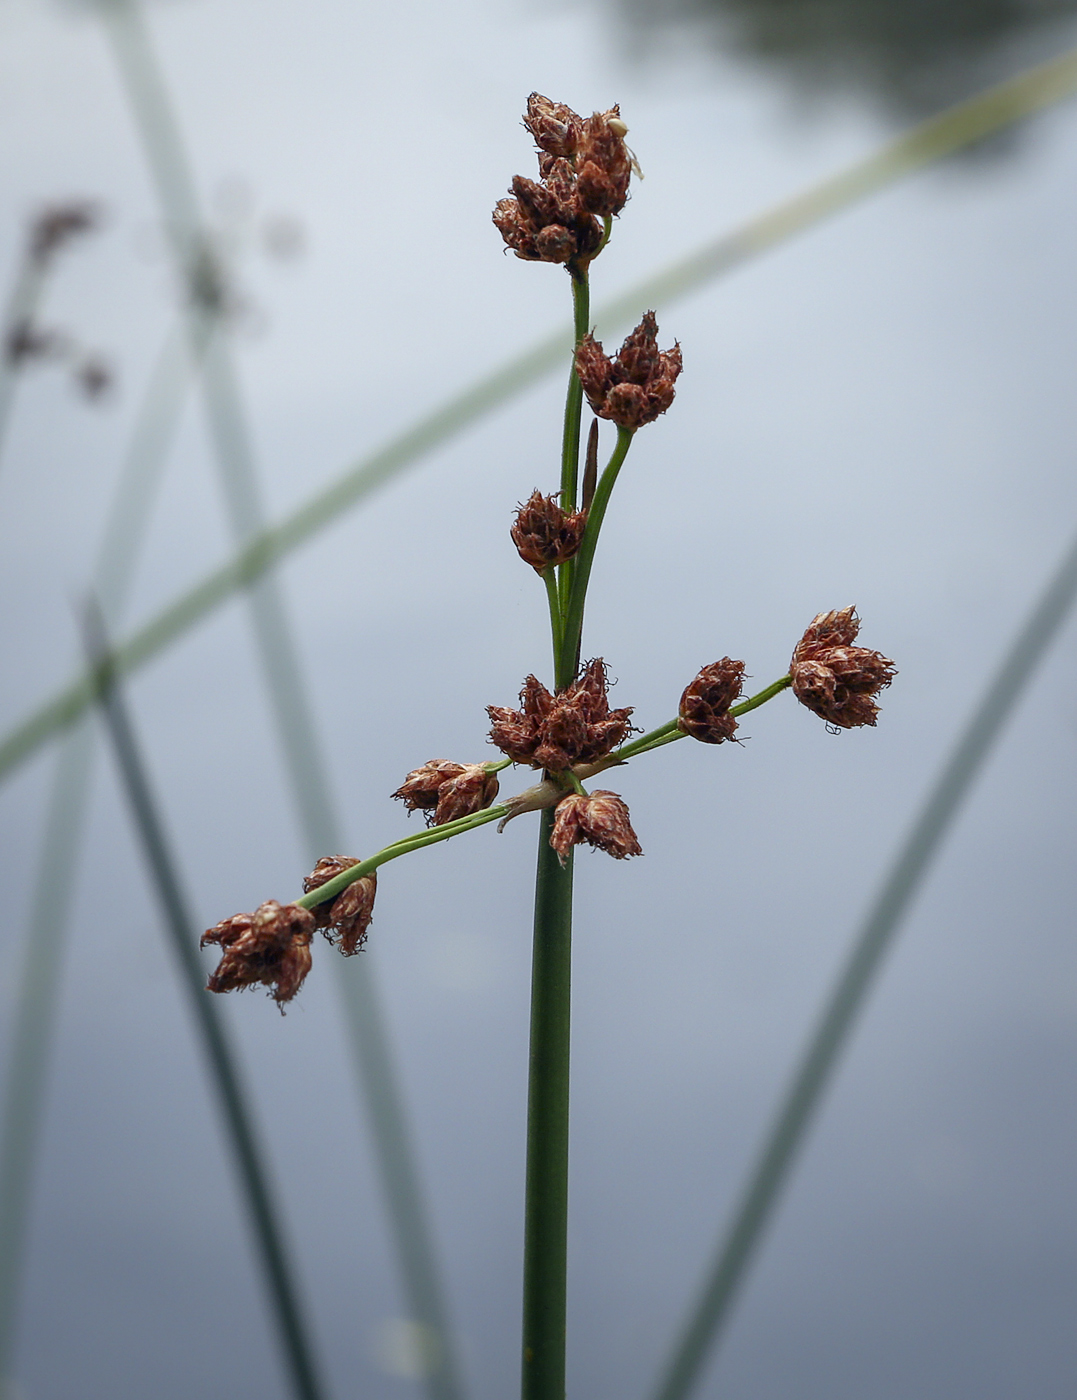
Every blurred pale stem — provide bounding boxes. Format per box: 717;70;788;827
96;4;467;1396
0;324;194;1400
651;527;1077;1400
7;43;1077;779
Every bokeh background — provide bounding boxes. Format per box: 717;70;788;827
2;0;1077;1397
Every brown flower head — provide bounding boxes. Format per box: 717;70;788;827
487;658;633;771
523;93;582;158
511;490;588;572
790;607;896;729
392;760;500;827
575;312;682;431
678;658;746;744
493;94;633;267
549;789;642;863
303;857;377;956
202;899;315;1008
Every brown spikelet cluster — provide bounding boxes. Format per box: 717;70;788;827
678;658;746;744
493;94;632;268
790;608;896;730
392;761;501;827
550;790;642;863
303;856;377;955
202;900;315;1008
575;313;682;431
511;490;588;572
487;658;633;771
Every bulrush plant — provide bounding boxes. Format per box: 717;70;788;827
202;94;896;1399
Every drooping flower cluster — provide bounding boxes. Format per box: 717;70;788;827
575;312;682;431
678;658;746;744
790;607;896;729
488;658;633;772
392;761;501;827
511;490;588;572
202;900;316;1007
550;790;641;863
302;855;378;955
493;93;633;268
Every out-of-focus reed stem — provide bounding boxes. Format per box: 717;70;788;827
650;527;1077;1400
0;324;193;1400
96;5;465;1395
85;605;326;1400
7;40;1077;779
522;815;574;1400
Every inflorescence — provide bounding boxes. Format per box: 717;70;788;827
200;94;896;1009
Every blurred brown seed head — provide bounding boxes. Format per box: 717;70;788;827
29;201;98;265
790;608;896;729
511;490;588;572
4;319;67;367
487;658;632;771
575;312;682;430
549;789;642;864
678;658;746;743
202;899;315;1007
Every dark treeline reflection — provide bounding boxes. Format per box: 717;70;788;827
613;0;1077;115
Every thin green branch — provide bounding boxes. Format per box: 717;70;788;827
650;532;1077;1400
296;804;510;909
86;607;326;1400
559;425;633;685
591;676;793;768
557;271;592;617
543;567;564;669
560;270;591;513
7;44;1077;778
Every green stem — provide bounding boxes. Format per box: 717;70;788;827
557;271;591;619
522;812;573;1400
294;805;509;910
543;567;564;669
558;426;634;685
559;271;591;513
594;676;794;767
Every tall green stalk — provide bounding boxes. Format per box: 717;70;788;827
522;820;574;1400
